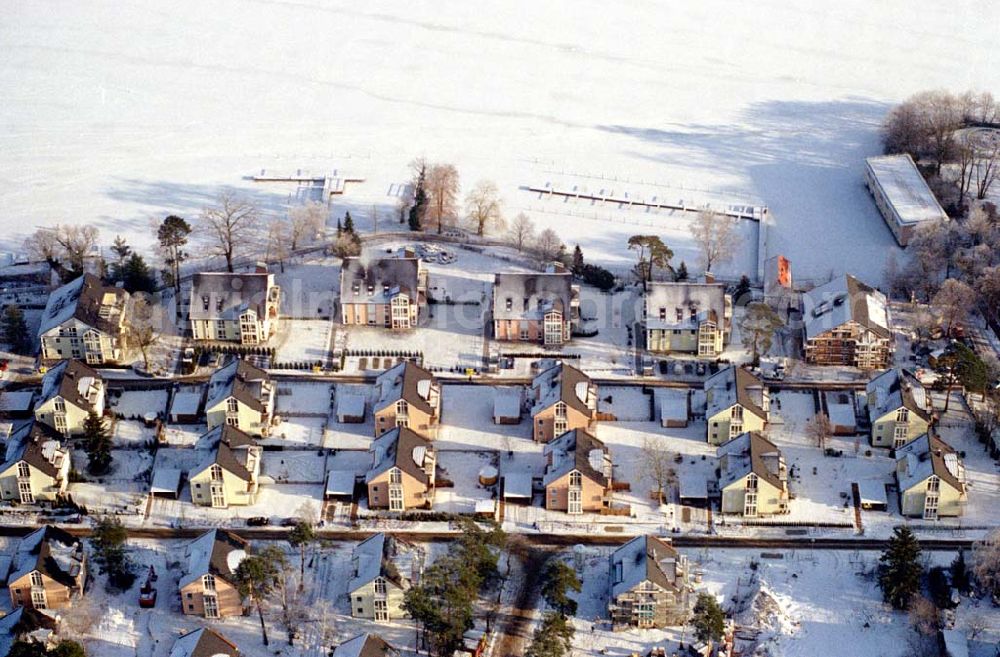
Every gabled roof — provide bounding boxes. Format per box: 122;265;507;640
866;368;930;422
189;271;275;322
803;274;890;340
717;431;783;491
896;433;964;493
39;273;128;336
610;535;685;599
341;257;421;304
179;529;248;589
705;366;767;420
206;359;270;413
2;421;68;479
644;282;728;330
0;606;58;638
543;428;611;487
333;633;398;657
8;525;84;590
374;361;437;415
531;361;595;417
492;272;575;321
169;627;240;657
366;427;433;485
347;533;415;592
37;359;103;413
192;424;258;482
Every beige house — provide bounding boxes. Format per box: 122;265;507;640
373;361;441;438
717;432;788;517
6;526;85;611
866;369;932;449
864;154;948;247
170;627;241;657
366;427;436;511
204;359;275;436
895;433;966;519
333;634;400;657
340;256;427;329
803;274;892;369
543;428;612;514
609;535;691;629
530;361;598;443
492;267;580;345
33;359;105;437
189;425;262;508
38;273;130;364
704;366;769;445
644;282;732;356
348;533;423;622
0;422;70;504
189;271;280;345
179;529;248;619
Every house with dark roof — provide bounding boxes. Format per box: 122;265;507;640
366;427;436;511
333;634;399;657
0;606;60;656
179;529;248;618
704;366;769;445
803;274;892;369
204;359;275;436
0;421;71;503
189;271;280;345
373;361;440;438
543;428;612;514
492;267;579;345
644;281;732;356
348;533;423;622
33;359;105;436
189;425;262;507
38;273;130;364
895;433;966;519
716;432;788;517
530;361;598;443
340;256;427;329
6;526;86;611
609;535;691;628
169;627;241;657
866;369;932;448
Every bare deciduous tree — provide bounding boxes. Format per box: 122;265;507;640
129;293;160;372
691;209;740;272
201;191;261;272
972;529;1000;599
24;228;61;264
932;278;977;334
739;302;783;366
908;595;940;637
639;437;676;504
54;225;100;272
805;412;832;450
882;90;965;174
288;201;326;249
266;218;291;273
465;180;504;236
535;228;563;264
973;132;1000;200
508;212;535;251
425;163;460;234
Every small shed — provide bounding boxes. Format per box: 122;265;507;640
855;480;888;511
325;470;356;501
493;388;522;425
336;393;366;423
654;388;689;428
0;391;34;419
940;629;969;657
678;471;709;507
474;499;498;520
150;468;182;499
824;391;856;435
168;387;203;424
501;472;532;505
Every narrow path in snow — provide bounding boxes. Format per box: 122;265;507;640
494;544;553;657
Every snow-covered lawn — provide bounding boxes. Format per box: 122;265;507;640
261;450;327;484
109;389;169;420
437;384;532;451
274;380;333;416
272;318;333;364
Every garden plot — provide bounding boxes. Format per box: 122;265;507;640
108;389;169;420
267;416;327;447
67;481;147;519
159;424;204;447
272;318;333;364
437;385;533;451
147;484;325;529
324;422;375;450
70;448;154;483
274;380;333;416
337;311;485;372
112;419;158;446
433;450;498;514
598;386;652;421
262;450;328;484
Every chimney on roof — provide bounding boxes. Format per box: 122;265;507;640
254;262;268;274
700;272;716;284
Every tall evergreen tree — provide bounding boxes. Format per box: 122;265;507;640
84;412;113;476
691;592;725;643
343;211;355;235
526;612;574;657
879;526;923;609
409;166;427;231
950;550;970;593
1;304;31;354
157;215;191;295
676;260;689;281
92;516;134;591
121;253;156;294
288;520;315;592
571;245;584;275
235;546;286;647
541;560;581;617
110;235;131;280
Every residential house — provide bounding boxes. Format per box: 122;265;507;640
347;533;423;622
33;359;105;436
0;606;59;656
169;627;241;657
340;256;427;329
704;367;769;445
864;154;948;247
0;422;70;503
716;432;788;517
895;433;966;519
866;369;932;449
644;282;732;356
189;425;262;508
492;267;579;345
6;526;86;611
530;361;598;443
204;359;275;436
333;634;399;657
38;273;130;364
608;535;691;629
803;275;892;369
373;361;440;438
179;529;248;618
189;271;280;345
543;428;612;514
365;427;436;511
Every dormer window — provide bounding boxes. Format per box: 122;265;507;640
17;462;30;478
675;308;683;321
53;398;66;413
210;464;224;481
383;284;389;296
569;471;582;487
523;297;529;311
216;298;224;312
658;307;666;320
202;296;210;311
506;298;513;312
352;282;360;295
367;285;375;297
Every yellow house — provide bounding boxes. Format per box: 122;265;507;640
179;529;248;619
347;533;423;622
704;367;769;445
189;425;262;508
204;359;275;436
7;526;86;611
866;369;932;449
373;361;441;439
895;433;966;519
644;281;732;356
530;361;598;443
717;432;788;517
0;422;70;504
340;255;427;329
38;273;130;365
189;271;281;345
492;267;580;345
366;427;436;511
33;359;105;437
543;428;613;514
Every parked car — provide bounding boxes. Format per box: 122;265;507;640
139;583;157;608
280;517;299;527
247;516;270;527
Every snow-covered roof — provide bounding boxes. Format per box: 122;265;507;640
206;359;270;413
366;427;433;485
493;387;522;419
678;470;708;499
189;271;275;322
9;526;83;589
348;533;419;594
150;468;182;495
865;154;948;226
492;271;575;321
38;273;127;336
333;633;397;657
866;369;929;422
37;359;103;412
179;529;248;589
895;433;965;493
610;535;685;599
325;469;356;496
373;361;437;415
0;390;34;413
337;392;366;419
169;388;204;417
940;629;969;657
855;479;888;506
340;256;421;304
169;627;240;657
803;274;890;340
530;360;595;417
704;366;767;420
542;428;610;487
644;282;728;330
824;391;856;429
654;388;689;423
502;471;532;499
717;432;784;491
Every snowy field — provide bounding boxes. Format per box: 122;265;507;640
4;2;999;286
